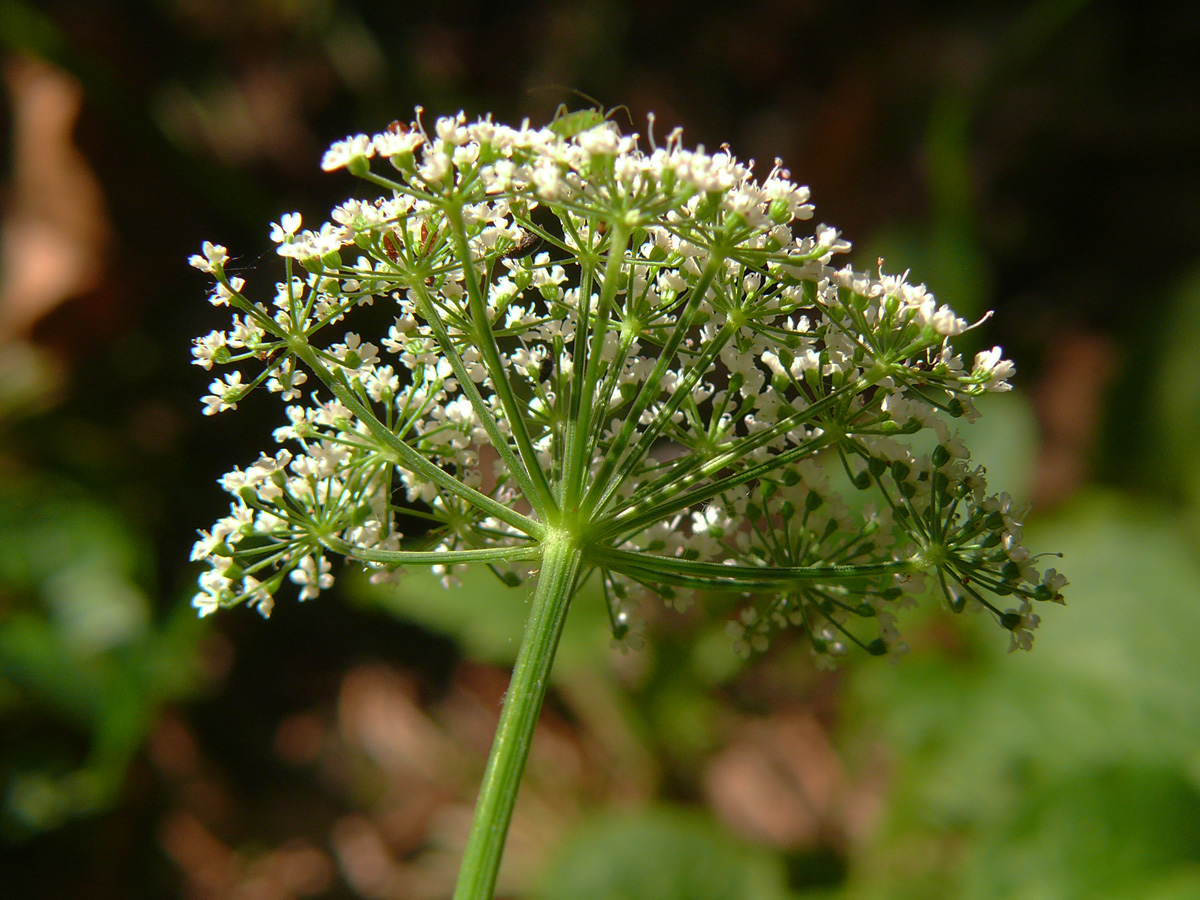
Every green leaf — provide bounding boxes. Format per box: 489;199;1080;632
1150;262;1200;520
960;391;1039;505
535;807;790;900
347;563;613;673
842;490;1200;899
0;475;206;835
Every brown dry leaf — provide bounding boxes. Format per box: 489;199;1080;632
0;56;111;341
338;664;473;787
328;660;603;899
159;810;239;899
703;708;848;850
1033;330;1118;503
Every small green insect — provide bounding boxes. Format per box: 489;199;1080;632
549;105;608;138
541;89;629;138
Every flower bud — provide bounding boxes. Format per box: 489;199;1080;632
769;197;792;224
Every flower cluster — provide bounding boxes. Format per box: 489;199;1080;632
189;109;1063;662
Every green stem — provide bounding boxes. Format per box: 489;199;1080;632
443;201;559;516
592;545;920;591
289;341;541;538
318;535;540;567
403;273;548;518
580;250;726;518
563;224;630;511
588;317;738;518
452;534;583;900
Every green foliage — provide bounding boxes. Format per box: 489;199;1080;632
535;807;790;900
841;492;1200;899
0;476;205;836
1151;264;1200;518
957;392;1039;506
349;563;614;674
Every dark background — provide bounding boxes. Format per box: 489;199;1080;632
2;1;1200;898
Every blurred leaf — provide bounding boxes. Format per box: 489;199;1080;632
0;475;205;835
0;477;143;598
960;390;1039;505
965;767;1200;900
348;563;614;673
843;490;1200;899
535;806;790;900
42;561;149;655
0;343;65;421
1151;263;1200;516
863;94;990;327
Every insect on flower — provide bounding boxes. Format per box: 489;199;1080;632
543;89;630;138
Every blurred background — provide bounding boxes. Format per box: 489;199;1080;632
2;0;1199;897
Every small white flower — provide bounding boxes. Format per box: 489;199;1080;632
201;371;244;416
243;576;275;618
289;555;334;601
192;568;232;616
435;112;468;145
418;148;452;185
1042;568;1068;594
188;241;228;274
210;276;245;307
191;330;227;370
270;212;303;243
373;126;425;158
972;345;1016;391
321;134;374;172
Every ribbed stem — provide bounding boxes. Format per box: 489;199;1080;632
451;534;583;900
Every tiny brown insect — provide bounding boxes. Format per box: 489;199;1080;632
501;231;542;260
386;119;410;136
418;221;441;258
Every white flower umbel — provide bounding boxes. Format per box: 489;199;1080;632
190;110;1065;900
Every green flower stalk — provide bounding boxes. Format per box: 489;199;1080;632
189;108;1066;899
